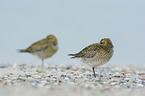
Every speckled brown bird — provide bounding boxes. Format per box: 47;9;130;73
19;35;58;67
68;38;114;77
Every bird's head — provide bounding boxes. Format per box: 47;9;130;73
100;38;114;48
46;35;57;41
46;35;58;49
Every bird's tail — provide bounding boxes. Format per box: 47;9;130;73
68;54;76;59
18;49;28;53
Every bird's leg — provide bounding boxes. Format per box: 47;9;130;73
42;59;44;67
92;67;96;78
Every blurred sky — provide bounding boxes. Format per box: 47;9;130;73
0;0;145;65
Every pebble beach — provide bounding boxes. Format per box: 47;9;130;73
0;64;145;96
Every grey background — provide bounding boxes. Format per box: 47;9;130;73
0;0;145;65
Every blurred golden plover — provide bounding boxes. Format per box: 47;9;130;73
68;38;114;77
19;35;58;67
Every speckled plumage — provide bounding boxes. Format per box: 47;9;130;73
19;35;58;67
68;38;114;77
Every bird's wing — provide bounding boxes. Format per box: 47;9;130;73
24;39;50;53
69;43;100;58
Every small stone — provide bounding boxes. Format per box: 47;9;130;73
25;74;31;77
138;72;145;75
136;84;144;87
36;69;46;73
58;80;62;83
61;74;66;77
0;65;7;68
124;78;131;82
66;66;71;70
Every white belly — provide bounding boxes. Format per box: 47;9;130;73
80;58;107;67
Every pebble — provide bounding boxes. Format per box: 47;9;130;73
0;64;145;89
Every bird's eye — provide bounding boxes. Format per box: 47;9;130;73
53;42;56;47
100;42;104;44
52;42;57;49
